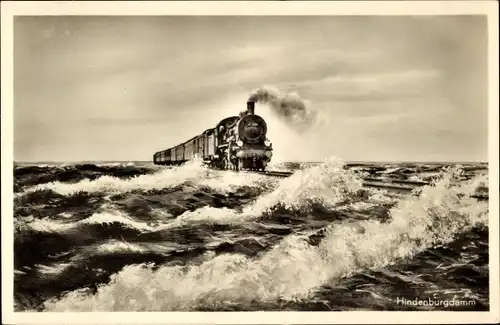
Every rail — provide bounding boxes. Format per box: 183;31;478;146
240;169;488;199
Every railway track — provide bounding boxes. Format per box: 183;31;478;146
242;170;489;199
242;170;424;192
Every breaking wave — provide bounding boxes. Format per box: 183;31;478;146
18;158;278;199
41;162;488;311
19;157;360;232
22;159;209;196
153;157;362;229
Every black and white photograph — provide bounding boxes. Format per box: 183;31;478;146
2;1;499;324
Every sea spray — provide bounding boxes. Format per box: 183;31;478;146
19;157;276;197
19;210;156;234
197;170;276;194
155;157;362;229
240;156;362;214
14;162;159;193
42;168;488;311
20;158;210;196
14;159;489;311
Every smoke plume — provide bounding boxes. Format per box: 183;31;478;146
248;86;318;133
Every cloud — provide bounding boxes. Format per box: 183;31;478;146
13;16;488;162
294;69;442;102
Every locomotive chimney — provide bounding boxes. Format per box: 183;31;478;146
247;101;255;115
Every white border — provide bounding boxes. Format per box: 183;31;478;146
2;1;499;324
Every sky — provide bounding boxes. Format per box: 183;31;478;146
14;15;488;162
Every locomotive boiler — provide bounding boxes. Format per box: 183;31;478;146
153;101;273;171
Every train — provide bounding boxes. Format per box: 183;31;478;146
153;101;273;171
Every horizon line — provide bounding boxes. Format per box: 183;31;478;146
13;159;489;164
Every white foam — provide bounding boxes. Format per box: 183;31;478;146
20;217;75;233
22;210;156;234
36;263;72;275
241;157;361;215
79;211;154;232
21;158;276;197
93;240;175;255
156;157;362;229
43;170;488;311
197;170;275;194
24;158;211;196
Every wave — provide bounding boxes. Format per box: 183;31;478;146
17;209;157;234
19;158;275;197
92;240;181;255
20;159;209;196
42;164;488;311
14;163;158;192
197;170;276;194
35;263;73;275
16;160;487;237
13;158;489;311
150;157;363;229
18;157;360;234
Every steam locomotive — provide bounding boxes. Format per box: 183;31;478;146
153;101;273;171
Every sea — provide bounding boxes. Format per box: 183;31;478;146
13;157;490;311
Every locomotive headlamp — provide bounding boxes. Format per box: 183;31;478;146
237;140;243;146
265;140;271;146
